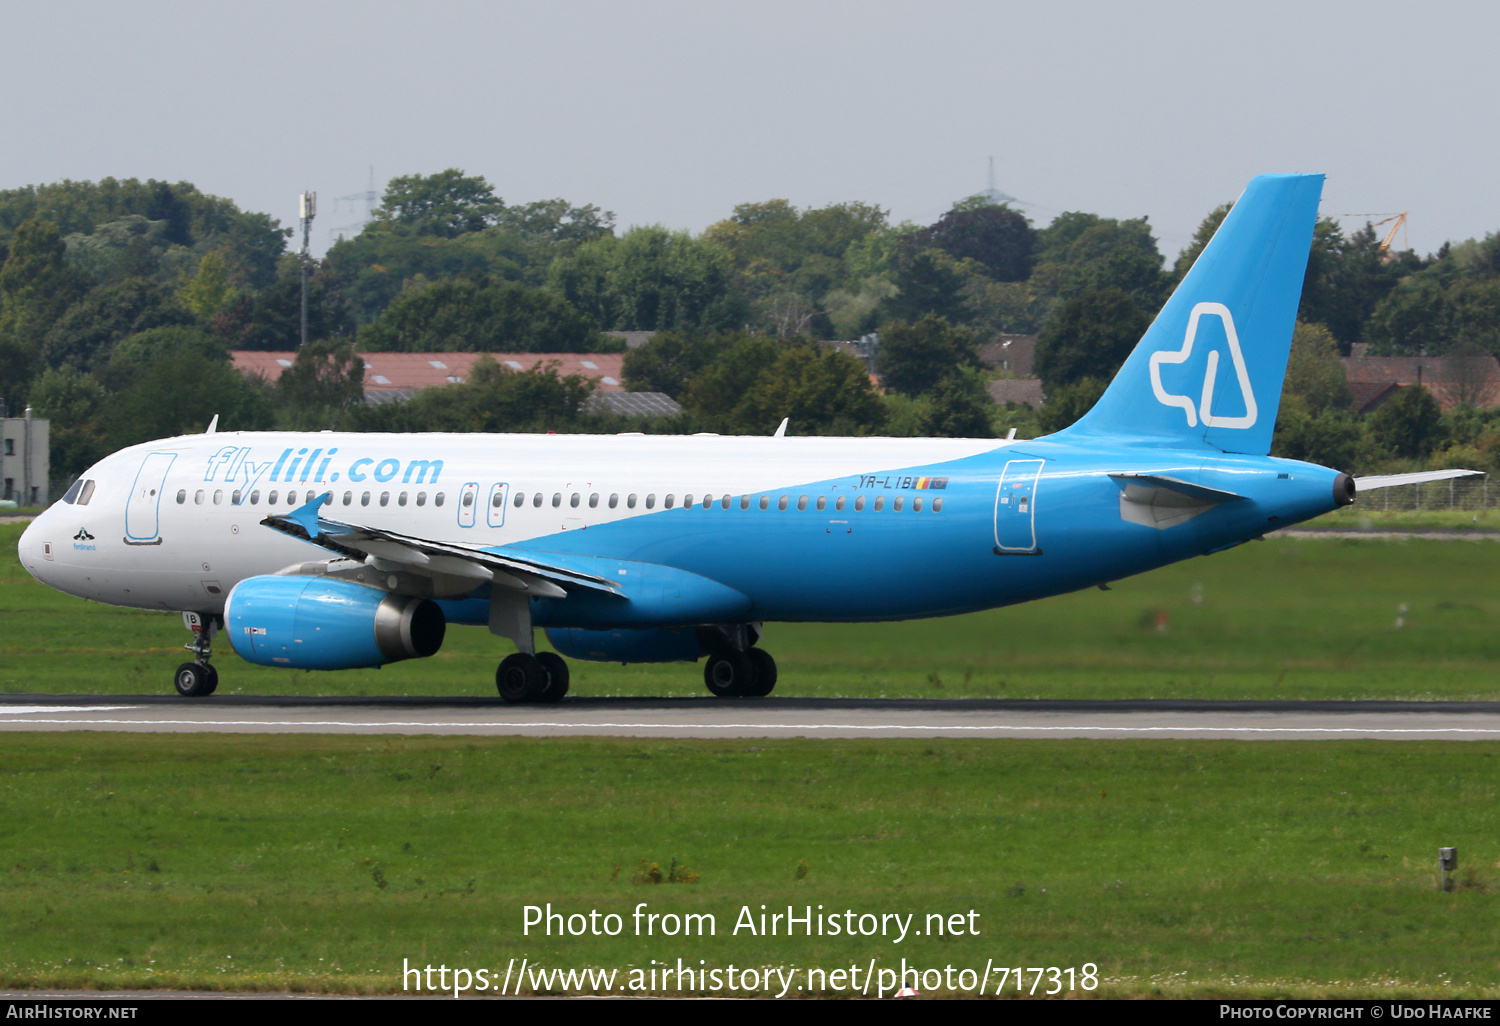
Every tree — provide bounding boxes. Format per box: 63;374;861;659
276;337;365;428
1173;203;1232;280
1281;321;1352;412
39;277;196;371
885;249;974;324
731;345;886;435
358;278;605;352
548;226;741;332
177;251;235;320
622;330;736;398
1033;286;1147;391
1031;212;1171;314
875;315;980;398
1272;403;1363;471
345;357;595;433
921;370;995;437
0;219;83;404
1036;378;1107;434
369;170;504;238
1371;385;1445;459
1298;218;1415;348
913;203;1035;282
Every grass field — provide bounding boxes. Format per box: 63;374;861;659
0;734;1496;997
4;523;1498;701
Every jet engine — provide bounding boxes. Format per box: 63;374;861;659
544;626;707;664
226;576;445;670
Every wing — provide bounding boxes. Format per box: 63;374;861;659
259;494;621;600
1353;469;1484;491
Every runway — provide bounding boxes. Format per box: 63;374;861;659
3;694;1500;739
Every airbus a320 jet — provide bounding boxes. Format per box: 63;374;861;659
17;174;1460;701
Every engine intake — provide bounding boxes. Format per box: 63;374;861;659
226;576;445;670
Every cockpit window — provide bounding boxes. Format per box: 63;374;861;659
77;481;96;505
60;480;83;504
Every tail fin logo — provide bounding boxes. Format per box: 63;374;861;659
1148;302;1258;429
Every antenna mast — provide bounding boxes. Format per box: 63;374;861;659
299;191;316;348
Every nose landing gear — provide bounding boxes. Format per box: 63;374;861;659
174;612;220;697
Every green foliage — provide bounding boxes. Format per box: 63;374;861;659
1282;321;1352;412
920;369;995;437
622;330;737;398
209;266;354;351
1299;219;1418;348
41;277;194;371
368;169;504;238
1034;286;1147;391
1365;241;1500;356
1371;385;1446;459
704;199;888;285
358;278;605;353
323;228;526;324
276;339;366;429
884;249;975;324
345;357;596;433
1035;377;1106;433
874;315;980;398
1031;212;1170;313
0;178;287;289
176;250;234;319
680;338;884;435
909;202;1035;282
1172;203;1232;280
549;226;740;332
1271;401;1364;471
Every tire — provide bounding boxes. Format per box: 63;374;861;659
200;664;220;696
535;652;570;703
496;653;548;703
704;651;753;698
174;662;214;698
742;648;777;697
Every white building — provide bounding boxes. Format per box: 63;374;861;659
0;407;49;507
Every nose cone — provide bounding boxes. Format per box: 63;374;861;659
17;510;52;583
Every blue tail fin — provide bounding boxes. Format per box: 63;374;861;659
1054;173;1323;455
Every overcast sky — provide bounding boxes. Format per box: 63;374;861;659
4;1;1495;260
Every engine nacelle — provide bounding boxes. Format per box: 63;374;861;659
545;626;707;664
226;575;446;670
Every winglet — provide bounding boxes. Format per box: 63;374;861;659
773;417;789;438
205;414;219;435
284;492;332;540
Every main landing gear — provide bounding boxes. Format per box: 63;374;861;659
174;612;220;698
704;645;777;698
496;651;570;704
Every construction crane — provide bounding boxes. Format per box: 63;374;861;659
1339;211;1408;262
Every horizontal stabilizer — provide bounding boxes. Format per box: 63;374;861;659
1110;473;1245;530
1353;469;1485;491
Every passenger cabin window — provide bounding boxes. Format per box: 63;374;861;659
176;489;186;504
664;494;675;509
360;492;370;506
267;490;278;504
380;492;390;507
759;496;769;510
570;493;580;508
342;491;351;505
740;496;750;510
796;496;807;511
417;492;427;507
609;494;619;508
874;496;884;511
492;491;505;508
195;490;205;505
835;496;845;511
933;498;943;512
683;494;693;508
589;493;599;508
231;490;243;505
213;490;223;505
627;494;637;508
435;493;445;507
533;493;543;508
913;497;923;512
777;496;788;511
645;494;656;509
552;493;562;507
855;496;865;511
398;492;408;506
251;490;261;505
893;497;903;511
514;492;525;507
816;496;826;511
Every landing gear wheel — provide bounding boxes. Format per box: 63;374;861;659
704;651;753;697
535;652;570;703
174;662;216;698
496;653;548;703
742;648;777;697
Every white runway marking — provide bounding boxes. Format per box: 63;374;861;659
0;705;136;715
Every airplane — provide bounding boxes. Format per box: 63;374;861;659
14;173;1473;702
